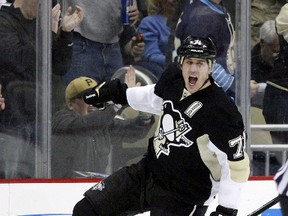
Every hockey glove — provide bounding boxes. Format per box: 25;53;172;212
83;79;128;107
210;205;238;216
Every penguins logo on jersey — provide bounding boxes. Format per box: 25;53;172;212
153;101;193;158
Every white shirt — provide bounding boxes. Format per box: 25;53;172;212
126;84;162;115
0;0;7;8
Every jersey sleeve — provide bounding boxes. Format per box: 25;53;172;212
126;84;163;115
204;103;250;209
208;138;250;209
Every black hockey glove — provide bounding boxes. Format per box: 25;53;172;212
154;63;184;100
210;205;238;216
83;79;128;107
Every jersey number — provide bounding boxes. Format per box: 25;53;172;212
229;132;246;159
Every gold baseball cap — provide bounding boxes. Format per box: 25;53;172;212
65;76;97;103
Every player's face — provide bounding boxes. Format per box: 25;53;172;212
181;58;211;94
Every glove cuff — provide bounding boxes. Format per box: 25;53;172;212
109;79;128;105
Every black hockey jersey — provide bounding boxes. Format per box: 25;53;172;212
127;66;250;209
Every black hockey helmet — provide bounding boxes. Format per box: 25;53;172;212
177;36;216;67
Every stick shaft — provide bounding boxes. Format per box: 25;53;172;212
247;196;280;216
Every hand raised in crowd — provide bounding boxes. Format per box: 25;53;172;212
131;35;145;60
125;65;141;88
128;5;139;26
52;3;61;33
0;84;5;111
62;5;84;32
125;66;153;123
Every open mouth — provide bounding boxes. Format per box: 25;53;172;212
189;76;198;86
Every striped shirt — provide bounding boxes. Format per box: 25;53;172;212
274;160;288;196
212;63;234;92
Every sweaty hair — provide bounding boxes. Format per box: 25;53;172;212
259;20;277;44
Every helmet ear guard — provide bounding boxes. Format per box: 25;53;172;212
177;55;185;68
208;59;216;71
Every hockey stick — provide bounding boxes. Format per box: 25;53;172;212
247;195;280;216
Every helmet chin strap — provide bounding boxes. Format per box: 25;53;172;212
198;69;212;91
198;76;210;91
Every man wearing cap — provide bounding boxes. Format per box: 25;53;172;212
51;68;153;178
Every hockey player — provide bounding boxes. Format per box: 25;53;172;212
72;36;250;216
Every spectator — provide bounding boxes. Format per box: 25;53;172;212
263;3;288;147
167;0;235;97
62;0;140;85
165;0;188;67
274;160;288;216
251;20;280;108
134;0;178;78
0;0;83;142
251;19;282;174
52;67;154;178
73;36;250;216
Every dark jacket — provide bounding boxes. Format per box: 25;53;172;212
176;0;232;72
51;106;153;178
0;4;73;86
0;4;73;137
